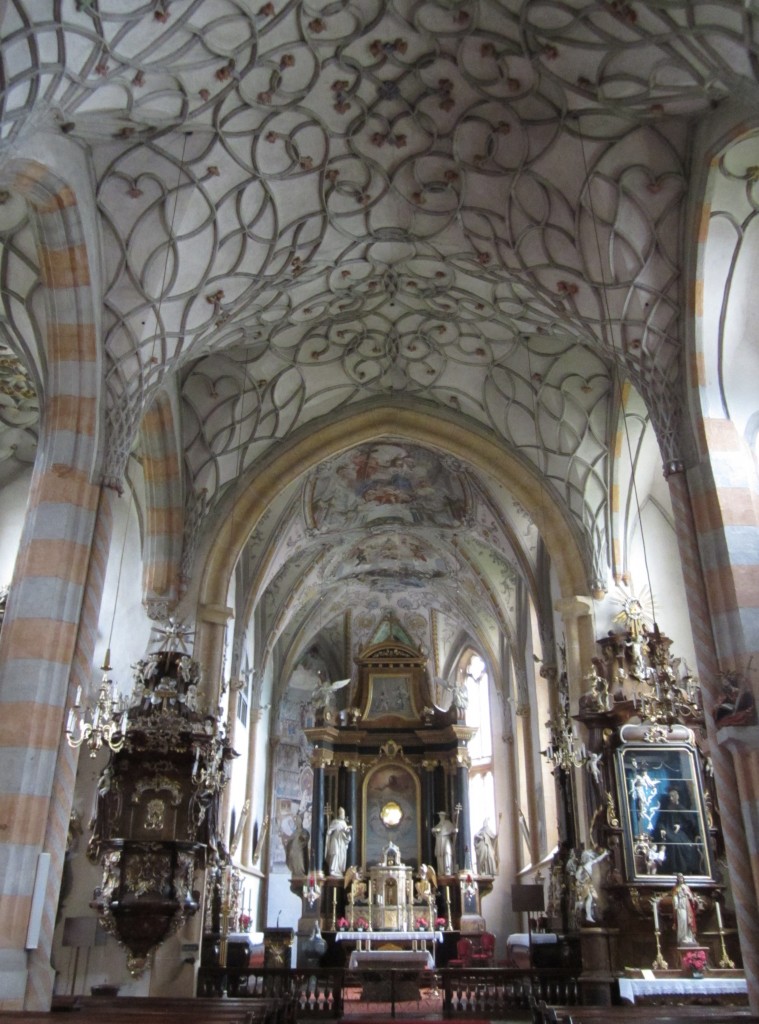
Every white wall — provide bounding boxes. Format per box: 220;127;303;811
0;468;31;588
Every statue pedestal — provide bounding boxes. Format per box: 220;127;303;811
579;927;619;1006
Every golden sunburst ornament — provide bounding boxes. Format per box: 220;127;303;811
612;585;654;638
149;617;195;653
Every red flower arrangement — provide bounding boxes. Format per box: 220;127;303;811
681;948;707;973
354;916;369;930
415;916;429;929
435;916;447;928
337;917;349;930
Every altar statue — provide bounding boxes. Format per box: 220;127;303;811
281;811;309;876
432;810;457;876
671;873;701;945
474;817;499;876
325;806;352;876
572;847;609;925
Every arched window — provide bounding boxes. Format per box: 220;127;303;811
457;650;496;859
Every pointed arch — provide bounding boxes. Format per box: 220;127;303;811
193;405;590;685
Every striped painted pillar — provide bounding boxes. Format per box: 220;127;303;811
26;487;116;1006
0;161;105;1010
140;389;183;617
668;455;759;1010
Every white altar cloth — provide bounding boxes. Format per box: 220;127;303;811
507;933;558;948
618;977;747;1004
335;930;443;944
506;932;557;967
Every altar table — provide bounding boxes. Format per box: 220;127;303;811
618;976;748;1004
348;949;434;970
335;929;443;959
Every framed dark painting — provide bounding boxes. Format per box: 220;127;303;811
365;673;417;721
616;743;713;883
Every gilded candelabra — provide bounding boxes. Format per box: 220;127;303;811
544;666;587;772
650;897;668;970
66;650;129;756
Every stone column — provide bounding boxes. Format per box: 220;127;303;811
241;706;264;869
197;604;234;829
555;596;594;848
517;704;543;870
455;756;472;872
345;762;358;868
667;460;759;1010
0;159;104;1011
312;752;328;877
422;760;436;867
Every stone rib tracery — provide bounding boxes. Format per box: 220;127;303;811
1;0;758;580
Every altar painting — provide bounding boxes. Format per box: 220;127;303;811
363;763;420;868
616;744;713;883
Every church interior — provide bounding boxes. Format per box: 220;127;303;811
1;0;759;1018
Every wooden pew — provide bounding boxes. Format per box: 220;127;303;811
33;995;288;1024
535;1001;759;1024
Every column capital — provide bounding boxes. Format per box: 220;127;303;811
198;603;234;625
555;595;594;621
312;749;334;769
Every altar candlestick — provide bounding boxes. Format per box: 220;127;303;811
652;898;659;931
715;901;723;930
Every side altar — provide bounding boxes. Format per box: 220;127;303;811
541;602;742;1004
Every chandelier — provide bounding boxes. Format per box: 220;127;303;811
543;660;587;773
544;709;587;772
66;649;129;756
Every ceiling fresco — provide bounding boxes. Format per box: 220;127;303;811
1;2;758;683
243;441;529;694
306;442;471;530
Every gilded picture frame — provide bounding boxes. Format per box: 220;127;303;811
365;672;417;721
615;742;713;883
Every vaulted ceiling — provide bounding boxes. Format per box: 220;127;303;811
1;1;758;681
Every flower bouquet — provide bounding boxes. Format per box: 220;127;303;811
355;916;369;931
337;916;349;931
416;916;429;930
435;916;446;930
681;948;707;977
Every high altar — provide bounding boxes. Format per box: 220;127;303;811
288;626;493;959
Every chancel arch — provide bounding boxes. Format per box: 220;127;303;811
192;405;592;696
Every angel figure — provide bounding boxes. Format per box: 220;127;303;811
344;865;367;907
312;675;351;710
586;751;603;787
415;862;437;901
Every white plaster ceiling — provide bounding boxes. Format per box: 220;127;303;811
1;2;758;673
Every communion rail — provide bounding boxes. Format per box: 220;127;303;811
196;965;580;1019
